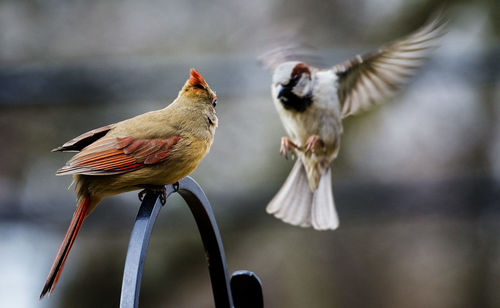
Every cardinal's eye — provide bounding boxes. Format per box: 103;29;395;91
212;99;217;108
194;84;205;90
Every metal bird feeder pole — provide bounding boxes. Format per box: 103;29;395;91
119;176;263;308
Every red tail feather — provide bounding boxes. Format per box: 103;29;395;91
40;196;90;299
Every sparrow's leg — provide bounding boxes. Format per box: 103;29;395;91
280;137;299;159
305;135;323;153
138;185;167;205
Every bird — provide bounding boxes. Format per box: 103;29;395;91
40;69;218;298
262;15;446;230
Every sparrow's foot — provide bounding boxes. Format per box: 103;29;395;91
138;185;167;205
305;135;322;153
172;182;179;192
280;137;299;159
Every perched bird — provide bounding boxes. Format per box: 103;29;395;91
263;16;446;230
40;69;218;298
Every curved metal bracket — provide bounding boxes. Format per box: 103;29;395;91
119;176;263;308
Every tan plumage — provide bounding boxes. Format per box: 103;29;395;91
40;69;218;298
265;15;446;230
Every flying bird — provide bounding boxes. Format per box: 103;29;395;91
40;69;218;298
262;15;446;230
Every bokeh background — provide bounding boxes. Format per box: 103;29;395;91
1;0;499;307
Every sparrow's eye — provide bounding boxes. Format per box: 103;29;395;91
212;99;217;108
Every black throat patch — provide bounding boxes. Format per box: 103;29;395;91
278;77;313;112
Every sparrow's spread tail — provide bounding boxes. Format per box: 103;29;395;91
40;196;90;299
266;160;339;230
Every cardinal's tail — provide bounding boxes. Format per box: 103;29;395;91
40;196;91;299
266;160;339;230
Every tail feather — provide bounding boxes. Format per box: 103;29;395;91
267;160;313;227
40;196;90;299
267;160;338;230
311;167;339;230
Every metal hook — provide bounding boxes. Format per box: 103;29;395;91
119;176;263;308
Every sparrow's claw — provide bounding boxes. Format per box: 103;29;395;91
280;137;298;159
138;185;167;205
305;135;321;153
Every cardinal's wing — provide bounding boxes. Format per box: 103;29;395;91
333;15;446;118
56;135;181;175
52;125;113;152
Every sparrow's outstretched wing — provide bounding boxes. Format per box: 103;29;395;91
258;25;327;71
259;41;324;71
56;135;181;175
333;15;446;118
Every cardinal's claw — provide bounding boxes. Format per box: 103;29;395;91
138;190;146;202
138;185;167;205
159;189;167;205
305;135;321;153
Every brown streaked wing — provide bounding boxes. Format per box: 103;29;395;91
56;135;182;176
52;125;113;152
333;15;446;118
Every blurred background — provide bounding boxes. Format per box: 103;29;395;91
1;0;499;307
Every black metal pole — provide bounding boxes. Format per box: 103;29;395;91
119;185;176;308
176;177;234;308
120;177;264;308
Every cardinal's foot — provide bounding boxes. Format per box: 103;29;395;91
138;185;167;205
280;137;299;159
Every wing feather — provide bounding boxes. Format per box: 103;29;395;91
52;125;113;152
56;136;181;175
259;36;326;71
333;15;446;118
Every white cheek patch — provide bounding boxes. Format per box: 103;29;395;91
273;70;292;85
291;75;312;97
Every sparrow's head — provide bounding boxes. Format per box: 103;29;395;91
272;62;313;112
181;69;218;110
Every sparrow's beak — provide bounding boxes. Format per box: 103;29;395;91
276;84;286;99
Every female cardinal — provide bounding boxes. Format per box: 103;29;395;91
40;69;218;298
264;16;445;230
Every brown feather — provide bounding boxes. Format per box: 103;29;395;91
56;136;181;175
52;125;112;152
333;15;446;118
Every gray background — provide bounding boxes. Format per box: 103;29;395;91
0;0;499;307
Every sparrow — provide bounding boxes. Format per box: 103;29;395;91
40;69;218;298
262;16;446;230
